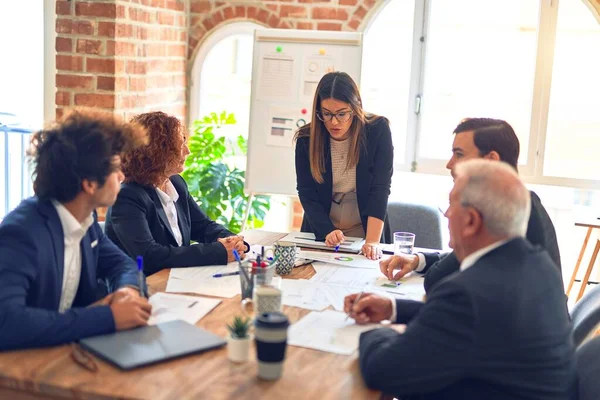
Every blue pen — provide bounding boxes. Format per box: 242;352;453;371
213;271;241;278
136;256;145;297
334;245;340;252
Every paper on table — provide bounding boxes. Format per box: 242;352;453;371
241;230;287;247
288;310;381;355
281;279;329;311
298;250;387;269
166;264;240;298
148;293;221;326
310;262;381;288
373;275;426;297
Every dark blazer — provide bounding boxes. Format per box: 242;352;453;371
106;175;237;275
422;190;561;292
295;118;393;241
0;197;140;351
359;238;576;400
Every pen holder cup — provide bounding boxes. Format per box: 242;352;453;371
267;241;296;275
240;261;279;317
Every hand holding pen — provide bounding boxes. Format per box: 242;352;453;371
343;292;394;325
325;229;345;248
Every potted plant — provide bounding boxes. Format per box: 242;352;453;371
182;111;271;233
226;315;251;362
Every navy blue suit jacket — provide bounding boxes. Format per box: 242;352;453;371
359;238;575;400
0;197;140;351
106;175;237;275
295;117;393;241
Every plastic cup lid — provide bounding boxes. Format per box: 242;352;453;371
255;312;289;329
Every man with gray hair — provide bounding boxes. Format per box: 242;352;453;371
346;159;575;400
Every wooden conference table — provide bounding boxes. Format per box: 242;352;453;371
0;232;383;400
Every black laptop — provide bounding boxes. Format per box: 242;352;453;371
79;320;226;370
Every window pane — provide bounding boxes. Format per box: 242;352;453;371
418;0;539;162
362;0;415;164
543;0;600;180
198;34;253;136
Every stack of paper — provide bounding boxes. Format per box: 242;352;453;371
148;293;221;325
166;263;241;298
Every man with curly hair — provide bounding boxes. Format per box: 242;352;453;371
0;109;153;351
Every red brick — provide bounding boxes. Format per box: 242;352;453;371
150;0;165;8
211;10;224;25
267;15;281;28
292;199;303;214
56;37;72;52
116;5;126;18
160;29;179;41
126;61;147;74
292;214;303;230
158;12;175;25
247;6;258;20
317;22;342;30
114;42;137;57
176;15;186;26
118;94;145;109
363;0;376;8
234;6;246;18
179;31;187;41
56;74;94;89
56;1;71;15
340;0;357;5
353;6;367;19
115;60;127;74
86;58;115;74
348;19;360;30
190;1;211;13
56;55;83;71
55;91;71;107
105;40;116;56
281;5;306;18
166;0;185;11
73;20;95;35
296;21;314;30
115;23;134;38
97;76;115;91
76;39;103;55
256;9;270;24
56;108;65;120
75;93;115;108
312;7;349;20
129;8;151;23
98;22;115;37
56;19;72;34
168;44;186;57
75;2;116;18
266;5;278;12
277;20;293;29
223;6;235;20
202;18;215;32
299;0;331;3
188;36;199;53
129;77;147;92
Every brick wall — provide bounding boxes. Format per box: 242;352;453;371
55;0;187;121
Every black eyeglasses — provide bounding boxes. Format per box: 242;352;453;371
316;110;353;123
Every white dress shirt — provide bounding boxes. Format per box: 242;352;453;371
155;180;183;246
389;239;511;321
52;200;94;313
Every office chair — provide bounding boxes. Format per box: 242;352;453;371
570;283;600;348
383;201;443;250
576;335;600;400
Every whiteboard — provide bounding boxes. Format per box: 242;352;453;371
245;29;363;197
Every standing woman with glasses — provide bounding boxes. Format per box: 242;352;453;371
294;71;393;260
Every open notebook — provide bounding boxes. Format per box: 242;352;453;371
280;232;365;253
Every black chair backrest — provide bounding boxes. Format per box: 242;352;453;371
570;284;600;348
576;335;600;400
383;201;443;249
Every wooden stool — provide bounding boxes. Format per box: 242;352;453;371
567;219;600;301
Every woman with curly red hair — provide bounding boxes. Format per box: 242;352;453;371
105;111;248;275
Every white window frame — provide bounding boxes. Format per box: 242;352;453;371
188;22;262;124
364;0;600;190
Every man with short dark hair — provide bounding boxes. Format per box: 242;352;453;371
382;118;561;291
349;160;575;400
0;109;152;351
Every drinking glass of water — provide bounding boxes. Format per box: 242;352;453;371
394;232;416;255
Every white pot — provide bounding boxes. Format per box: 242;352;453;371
227;335;250;363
